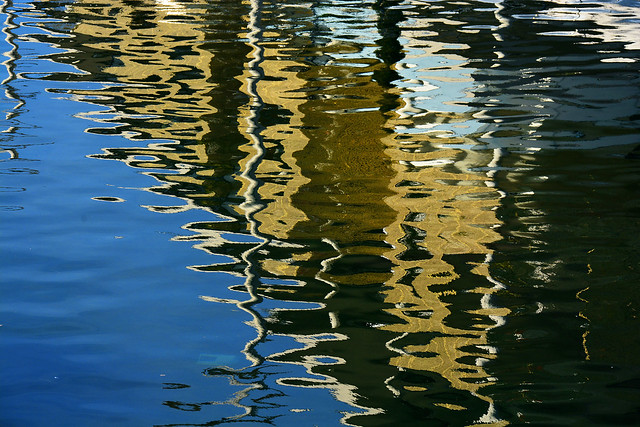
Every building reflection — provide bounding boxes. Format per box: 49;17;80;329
54;0;515;425
461;2;640;422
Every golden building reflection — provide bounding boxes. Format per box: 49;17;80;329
66;0;510;424
380;128;508;420
374;12;510;420
71;0;214;142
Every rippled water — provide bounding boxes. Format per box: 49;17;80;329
2;0;640;425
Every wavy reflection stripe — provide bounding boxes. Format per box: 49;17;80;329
1;0;25;120
318;238;341;301
237;0;269;368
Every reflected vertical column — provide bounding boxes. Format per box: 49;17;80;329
377;1;509;422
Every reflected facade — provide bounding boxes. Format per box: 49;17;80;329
59;0;512;423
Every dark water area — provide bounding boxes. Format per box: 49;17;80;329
1;0;640;425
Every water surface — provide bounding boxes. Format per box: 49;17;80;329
2;0;640;425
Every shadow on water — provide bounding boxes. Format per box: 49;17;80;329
1;0;639;426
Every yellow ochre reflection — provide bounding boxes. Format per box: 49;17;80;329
380;127;509;422
69;0;511;424
72;0;213;141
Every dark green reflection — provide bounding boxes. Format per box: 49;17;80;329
487;148;640;424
